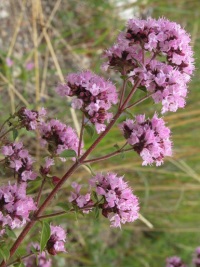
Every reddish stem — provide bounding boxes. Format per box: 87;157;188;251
83;147;133;164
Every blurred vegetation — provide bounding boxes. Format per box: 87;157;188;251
0;0;200;266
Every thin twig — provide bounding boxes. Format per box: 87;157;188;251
125;92;155;110
36;178;46;206
7;252;34;267
83;147;133;164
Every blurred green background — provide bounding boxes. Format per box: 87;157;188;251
0;0;200;266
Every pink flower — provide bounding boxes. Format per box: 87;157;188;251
56;71;118;133
166;256;186;267
6;58;13;67
24;243;52;267
69;182;93;213
47;225;67;255
0;183;36;234
193;247;200;267
25;61;34;71
17;107;46;130
39;119;81;157
2;142;37;182
90;172;139;228
120;114;172;166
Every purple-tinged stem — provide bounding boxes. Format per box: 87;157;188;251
83;147;133;164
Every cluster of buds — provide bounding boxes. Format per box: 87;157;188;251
2;142;37;182
120;114;172;166
56;71;118;133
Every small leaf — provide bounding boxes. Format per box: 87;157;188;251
138;86;147;92
6;227;17;238
57;202;71;212
94;206;100;219
40;221;51;252
0;246;10;262
12;129;18;140
85;124;95;138
92;191;98;202
14;263;25;267
59;149;77;158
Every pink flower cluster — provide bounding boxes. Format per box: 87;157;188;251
46;225;66;255
90;172;139;228
2;142;37;182
0;183;36;235
120;114;172;166
17;107;46;130
193;247;200;267
130;60;189;113
40;157;55;175
56;71;118;133
39;119;81;156
126;18;194;74
166;256;186;267
24;243;52;267
102;32;143;72
103;18;194;113
69;182;92;213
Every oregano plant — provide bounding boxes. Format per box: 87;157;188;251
0;18;195;267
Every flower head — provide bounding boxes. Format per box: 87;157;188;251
56;71;118;133
17;107;46;130
0;183;36;234
90;172;139;228
24;243;52;267
166;256;186;267
69;182;93;213
193;247;200;267
2;142;37;182
39;119;81;157
120;114;172;166
46;225;67;255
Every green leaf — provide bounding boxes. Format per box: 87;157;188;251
5;227;17;238
0;246;10;262
12;129;18;140
59;149;77;158
94;206;100;219
57;202;71;212
85;124;95;138
40;221;51;252
92;191;98;202
138;86;147;92
14;263;25;267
